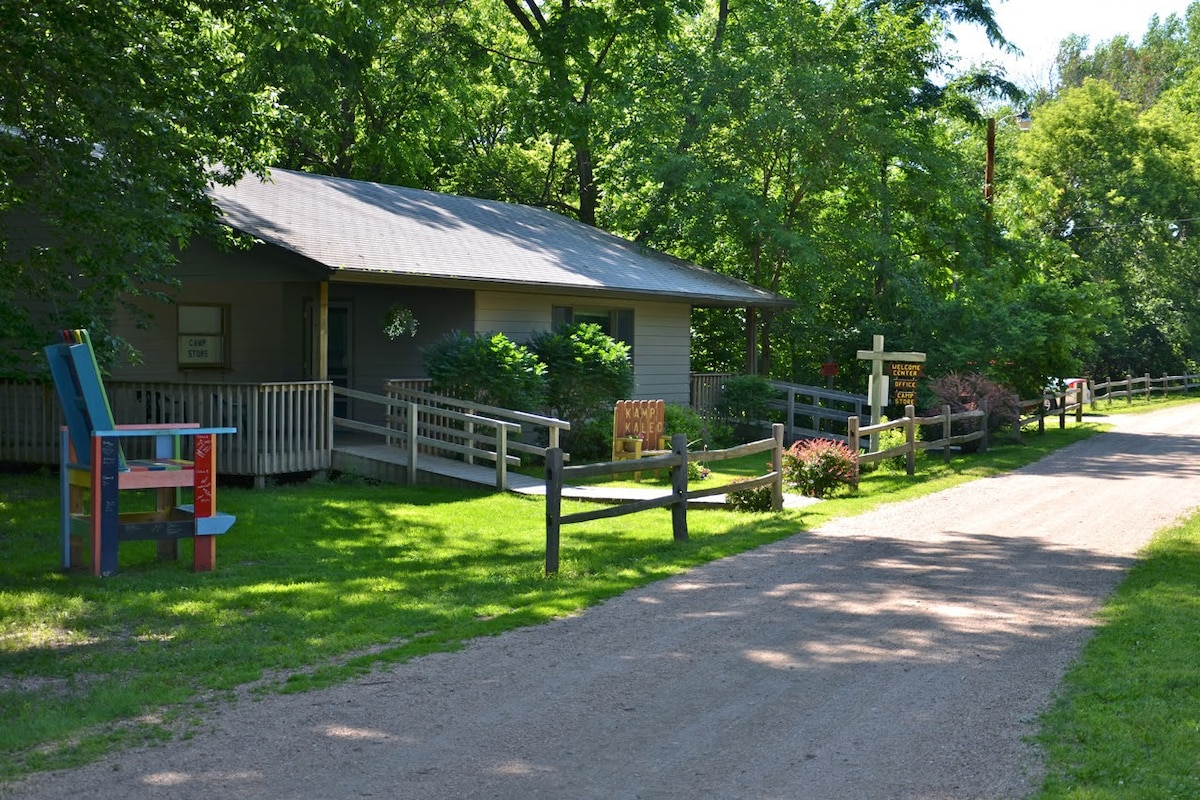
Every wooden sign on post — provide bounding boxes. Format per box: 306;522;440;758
856;335;926;451
889;362;925;407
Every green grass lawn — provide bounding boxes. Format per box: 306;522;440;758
1032;509;1200;798
0;405;1178;783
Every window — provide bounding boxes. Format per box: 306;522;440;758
552;306;634;350
177;304;230;369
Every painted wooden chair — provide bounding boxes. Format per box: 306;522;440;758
44;330;237;576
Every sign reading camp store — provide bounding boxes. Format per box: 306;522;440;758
888;361;925;406
856;335;927;450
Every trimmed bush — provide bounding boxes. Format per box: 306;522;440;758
422;331;546;410
783;438;859;498
528;323;632;425
664;403;711;449
726;479;774;512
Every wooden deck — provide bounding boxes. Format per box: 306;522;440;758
332;440;543;492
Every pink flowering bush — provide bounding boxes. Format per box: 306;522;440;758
782;438;859;498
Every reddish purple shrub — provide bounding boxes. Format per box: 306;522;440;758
782;438;859;498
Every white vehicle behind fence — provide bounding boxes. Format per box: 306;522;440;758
1045;378;1092;410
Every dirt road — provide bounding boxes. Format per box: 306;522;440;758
8;404;1200;799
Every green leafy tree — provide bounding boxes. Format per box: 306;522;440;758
1013;78;1200;377
610;0;1014;380
0;0;275;375
492;0;695;224
234;0;482;187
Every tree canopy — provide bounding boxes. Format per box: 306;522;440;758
3;0;1198;392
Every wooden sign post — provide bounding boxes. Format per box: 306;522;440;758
856;335;926;451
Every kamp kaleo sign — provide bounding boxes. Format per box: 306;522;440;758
889;361;925;406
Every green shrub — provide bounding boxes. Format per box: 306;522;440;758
717;374;776;424
563;416;612;462
665;403;710;448
528;323;633;424
782;438;859;498
861;416;910;473
422;331;546;410
726;479;774;512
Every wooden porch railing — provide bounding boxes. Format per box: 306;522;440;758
383;382;572;462
0;380;333;479
689;373;869;444
334;386;522;490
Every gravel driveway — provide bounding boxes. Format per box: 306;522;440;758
8;403;1200;800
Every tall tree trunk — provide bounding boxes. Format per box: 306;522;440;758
575;136;597;226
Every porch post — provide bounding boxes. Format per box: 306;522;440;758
317;280;329;381
745;306;759;374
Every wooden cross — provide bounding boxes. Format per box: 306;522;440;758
856;334;926;449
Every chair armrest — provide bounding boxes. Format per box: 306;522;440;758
117;423;201;431
96;426;237;438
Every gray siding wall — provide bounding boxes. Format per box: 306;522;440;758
111;241;309;382
114;281;292;382
330;283;472;423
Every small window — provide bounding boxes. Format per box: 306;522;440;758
552;305;634;351
178;304;230;369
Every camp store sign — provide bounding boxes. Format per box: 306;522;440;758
889;361;924;406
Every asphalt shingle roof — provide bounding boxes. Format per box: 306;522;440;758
210;168;791;308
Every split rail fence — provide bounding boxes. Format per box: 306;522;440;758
848;404;988;475
543;425;785;574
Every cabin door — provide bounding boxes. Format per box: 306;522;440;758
304;300;353;418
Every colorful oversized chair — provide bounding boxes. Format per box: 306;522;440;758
44;330;237;576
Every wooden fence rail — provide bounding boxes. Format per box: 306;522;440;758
544;425;785;574
384;382;572;463
847;404;988;475
1091;373;1198;405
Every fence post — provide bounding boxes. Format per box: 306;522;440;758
544;447;563;575
1076;382;1084;424
942;404;951;463
406;402;418;485
785;386;797;442
848;415;860;454
771;423;784;512
1144;373;1151;402
495;423;508;491
462;404;475;466
980;398;989;452
904;404;916;476
670;433;689;542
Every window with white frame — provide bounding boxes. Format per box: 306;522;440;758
177;304;230;369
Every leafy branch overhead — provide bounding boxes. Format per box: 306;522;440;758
3;0;1199;386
